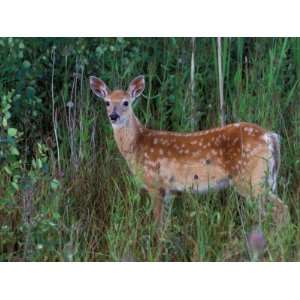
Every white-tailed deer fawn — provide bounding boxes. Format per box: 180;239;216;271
90;75;289;225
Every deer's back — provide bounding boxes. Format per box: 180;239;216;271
135;122;269;193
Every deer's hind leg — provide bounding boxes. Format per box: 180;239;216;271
232;154;289;225
266;193;289;225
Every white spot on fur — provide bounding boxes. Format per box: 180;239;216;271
192;152;198;157
145;160;156;168
233;137;239;144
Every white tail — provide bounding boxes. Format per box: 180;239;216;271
90;75;289;225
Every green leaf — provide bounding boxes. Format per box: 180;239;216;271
53;212;60;220
10;146;19;156
36;158;42;169
7;128;17;137
2;117;7;128
22;60;31;69
11;181;19;191
50;179;60;191
4;166;12;175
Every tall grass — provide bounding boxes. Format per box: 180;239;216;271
0;37;299;261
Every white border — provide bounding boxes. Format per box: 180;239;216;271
1;0;300;36
1;263;299;300
1;1;300;299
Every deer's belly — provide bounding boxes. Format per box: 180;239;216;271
142;158;230;193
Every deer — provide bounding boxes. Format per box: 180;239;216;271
89;75;289;226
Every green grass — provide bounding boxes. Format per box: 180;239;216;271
0;37;299;261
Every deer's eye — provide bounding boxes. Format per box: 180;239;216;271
105;101;110;107
123;101;129;107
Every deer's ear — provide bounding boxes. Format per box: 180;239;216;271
89;76;109;98
127;75;145;100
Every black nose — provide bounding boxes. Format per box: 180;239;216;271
109;113;119;121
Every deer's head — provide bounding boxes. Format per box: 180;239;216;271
89;75;145;128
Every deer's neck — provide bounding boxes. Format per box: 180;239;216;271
112;112;143;160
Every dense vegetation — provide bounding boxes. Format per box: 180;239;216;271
0;37;299;261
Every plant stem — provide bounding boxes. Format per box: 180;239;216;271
217;37;225;126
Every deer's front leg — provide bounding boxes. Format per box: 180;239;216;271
148;187;173;226
147;187;165;225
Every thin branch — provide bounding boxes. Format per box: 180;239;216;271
217;37;225;126
190;37;196;129
51;47;61;173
